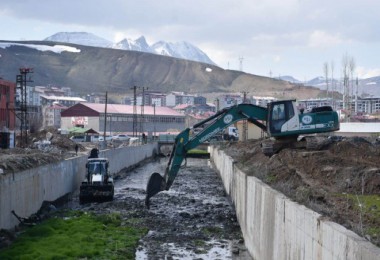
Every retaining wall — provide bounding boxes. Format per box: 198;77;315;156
210;146;380;260
0;143;158;230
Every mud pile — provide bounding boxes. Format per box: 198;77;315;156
0;128;88;174
218;137;380;246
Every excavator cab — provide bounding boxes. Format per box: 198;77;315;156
268;101;290;134
267;100;339;138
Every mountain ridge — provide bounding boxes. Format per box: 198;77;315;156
44;32;215;65
280;75;380;97
0;40;325;100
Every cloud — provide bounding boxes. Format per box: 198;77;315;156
308;30;344;48
0;0;379;79
357;67;380;79
273;56;281;63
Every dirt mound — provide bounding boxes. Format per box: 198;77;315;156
0;128;87;174
218;137;380;246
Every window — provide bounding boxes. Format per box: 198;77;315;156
272;104;285;120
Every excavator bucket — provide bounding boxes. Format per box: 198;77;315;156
145;172;166;208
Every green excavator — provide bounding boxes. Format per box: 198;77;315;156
145;100;339;207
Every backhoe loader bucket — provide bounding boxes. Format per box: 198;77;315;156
145;172;166;208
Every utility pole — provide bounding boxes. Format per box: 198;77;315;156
139;87;148;141
215;98;220;112
131;86;138;137
153;103;156;140
239;56;244;71
355;76;359;114
16;67;33;148
102;91;108;149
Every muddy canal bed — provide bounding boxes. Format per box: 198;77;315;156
75;158;251;259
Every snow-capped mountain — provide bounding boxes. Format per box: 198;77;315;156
279;75;301;83
44;32;112;48
283;75;380;97
43;32;215;65
113;36;153;53
151;41;215;65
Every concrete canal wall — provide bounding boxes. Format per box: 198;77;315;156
0;143;158;230
210;146;380;260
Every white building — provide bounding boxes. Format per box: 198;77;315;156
218;94;243;109
251;96;277;107
43;102;67;128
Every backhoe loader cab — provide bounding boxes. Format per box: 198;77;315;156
79;158;114;204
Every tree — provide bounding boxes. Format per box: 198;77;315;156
330;60;335;108
341;53;356;120
323;62;329;99
342;53;350;111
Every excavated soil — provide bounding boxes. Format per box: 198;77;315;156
0;128;105;174
217;137;380;247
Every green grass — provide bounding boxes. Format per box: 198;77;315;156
346;194;380;219
0;211;148;260
338;194;380;241
350;194;380;237
202;226;223;236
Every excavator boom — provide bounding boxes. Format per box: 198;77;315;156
145;104;267;207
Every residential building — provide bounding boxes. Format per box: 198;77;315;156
136;92;167;106
0;79;16;130
40;95;86;128
298;97;380;115
165;92;206;107
43;102;67;128
218;94;243;109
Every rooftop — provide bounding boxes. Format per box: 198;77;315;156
40;95;86;102
81;103;184;117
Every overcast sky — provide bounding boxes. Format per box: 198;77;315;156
1;0;379;80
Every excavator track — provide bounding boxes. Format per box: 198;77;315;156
261;136;325;156
305;136;319;150
261;141;274;156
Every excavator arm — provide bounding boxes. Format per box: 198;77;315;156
145;104;267;207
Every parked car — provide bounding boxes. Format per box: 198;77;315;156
112;134;130;141
98;135;112;142
70;135;86;142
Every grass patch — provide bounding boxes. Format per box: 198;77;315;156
202;226;223;237
265;173;277;183
194;239;206;247
346;194;380;220
338;194;380;242
0;211;148;260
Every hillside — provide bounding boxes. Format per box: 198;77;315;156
0;40;324;99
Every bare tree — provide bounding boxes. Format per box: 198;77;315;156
342;53;350;111
323;62;329;99
349;57;356;100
